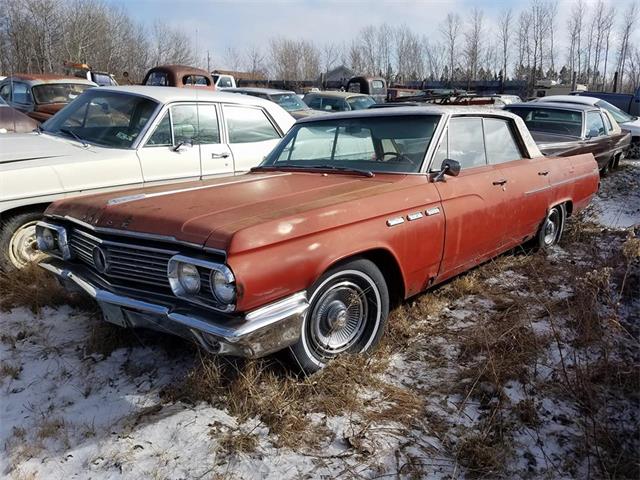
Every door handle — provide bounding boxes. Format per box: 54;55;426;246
492;179;507;186
211;152;230;159
538;170;549;176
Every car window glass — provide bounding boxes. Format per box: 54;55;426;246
507;107;582;136
586;111;606;137
278;125;334;161
145;72;169;86
347;96;376;110
224;105;279;143
32;83;91;104
347;83;361;93
147;111;172;146
183;75;210;86
171;104;199;144
319;97;346;112
306;96;321;109
484;118;522;164
432;128;448;167
217;77;233;88
448;117;486;169
196;104;220;144
12;82;32;104
334;126;376;160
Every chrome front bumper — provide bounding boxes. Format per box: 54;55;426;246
40;259;309;358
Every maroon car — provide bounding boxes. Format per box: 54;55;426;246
505;102;631;173
0;74;96;123
0;96;38;133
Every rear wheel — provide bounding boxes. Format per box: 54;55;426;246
289;259;389;374
535;205;565;250
0;210;46;271
628;140;640;160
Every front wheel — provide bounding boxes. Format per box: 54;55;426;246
289;259;389;374
0;210;46;271
535;204;565;250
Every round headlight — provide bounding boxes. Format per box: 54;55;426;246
211;269;236;303
178;263;201;294
37;228;56;251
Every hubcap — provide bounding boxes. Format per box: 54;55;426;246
310;281;369;354
543;210;560;245
9;221;45;269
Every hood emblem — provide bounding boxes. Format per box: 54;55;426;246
92;246;109;274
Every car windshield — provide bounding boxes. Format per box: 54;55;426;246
595;100;635;123
261;115;440;174
42;90;158;148
32;83;92;104
347;96;376;110
0;97;6;106
272;93;308;112
506;107;583;137
93;73;116;86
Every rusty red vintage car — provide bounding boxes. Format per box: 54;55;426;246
142;65;215;89
36;107;600;372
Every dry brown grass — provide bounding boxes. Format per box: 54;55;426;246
0;361;22;380
36;417;66;440
216;428;259;458
165;348;422;449
0;264;90;313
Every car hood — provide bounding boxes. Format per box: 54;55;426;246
0;132;87;163
621;117;640;135
46;171;409;253
290;109;330;119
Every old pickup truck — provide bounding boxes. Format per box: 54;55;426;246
37;107;599;372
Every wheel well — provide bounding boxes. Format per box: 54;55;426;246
0;203;49;224
564;201;573;217
330;248;406;307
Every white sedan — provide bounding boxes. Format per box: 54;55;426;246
0;86;295;269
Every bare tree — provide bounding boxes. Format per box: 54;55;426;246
440;13;461;83
464;8;483;83
498;8;513;79
616;2;638;90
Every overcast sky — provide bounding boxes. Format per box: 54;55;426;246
106;0;638;70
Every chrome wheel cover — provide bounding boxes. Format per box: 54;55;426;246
543;209;560;246
8;221;44;268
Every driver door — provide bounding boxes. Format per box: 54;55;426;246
137;104;201;185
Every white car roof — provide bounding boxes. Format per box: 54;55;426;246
97;86;295;131
536;95;599;106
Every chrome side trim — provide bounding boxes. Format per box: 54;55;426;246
425;207;441;216
407;212;424;221
386;217;405;227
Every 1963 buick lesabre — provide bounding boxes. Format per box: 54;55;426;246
36;107;599;372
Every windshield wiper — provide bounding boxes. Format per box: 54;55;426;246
308;164;375;177
59;128;89;148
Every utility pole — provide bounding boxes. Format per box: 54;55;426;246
207;50;211;72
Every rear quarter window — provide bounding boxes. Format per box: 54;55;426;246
224;105;280;143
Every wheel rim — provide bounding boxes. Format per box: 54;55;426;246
305;271;381;361
543;209;560;246
8;221;44;268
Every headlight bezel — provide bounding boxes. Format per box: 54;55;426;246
35;222;72;260
167;254;236;312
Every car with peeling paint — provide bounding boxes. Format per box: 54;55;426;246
0;86;295;270
0;74;96;122
36;107;599;372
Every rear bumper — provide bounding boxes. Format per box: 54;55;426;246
40;259;308;358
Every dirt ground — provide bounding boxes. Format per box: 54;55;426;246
1;160;638;480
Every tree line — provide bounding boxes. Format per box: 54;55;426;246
1;0;639;94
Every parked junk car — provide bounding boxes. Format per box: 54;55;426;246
226;87;326;119
345;76;387;103
505;102;631;173
0;96;38;133
37;107;599;372
0;86;295;270
143;65;215;89
0;74;96;122
303;91;376;112
575;87;640;117
532;95;640;159
211;72;237;89
63;62;119;86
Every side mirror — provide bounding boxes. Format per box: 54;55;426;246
587;128;599;139
433;158;461;182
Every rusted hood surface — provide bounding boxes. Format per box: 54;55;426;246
46;172;409;252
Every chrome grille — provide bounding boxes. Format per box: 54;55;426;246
68;228;179;288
